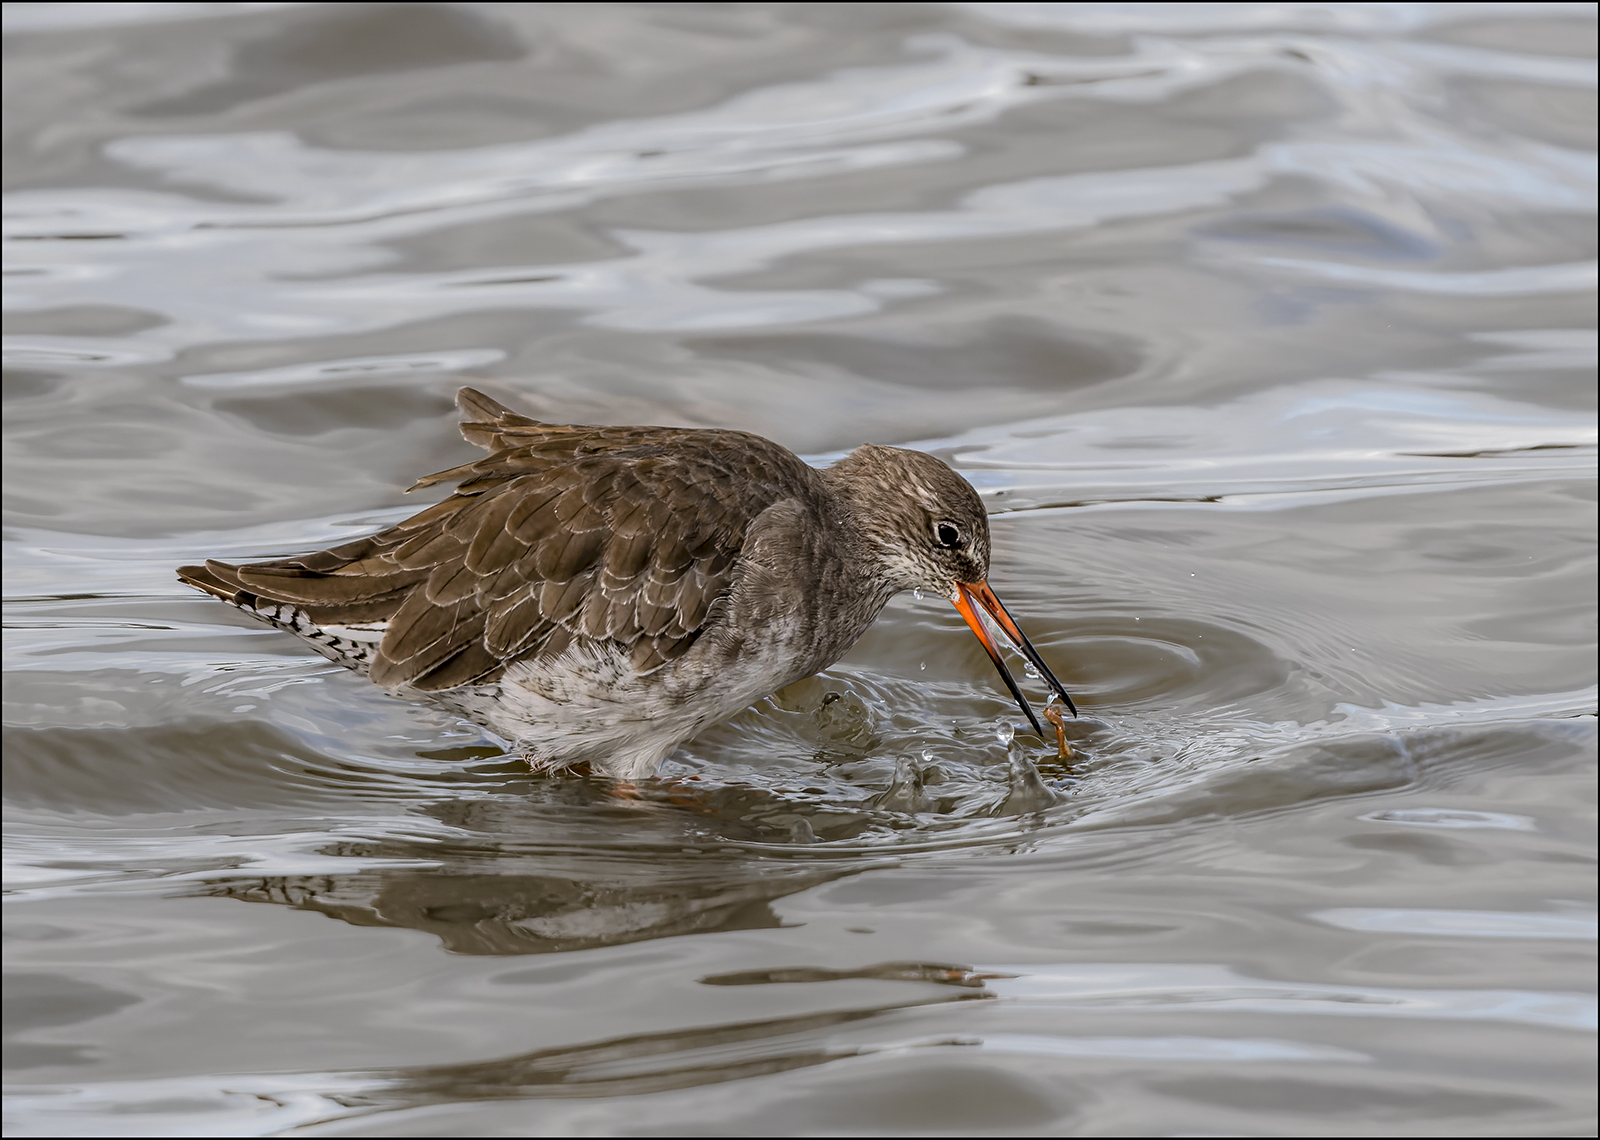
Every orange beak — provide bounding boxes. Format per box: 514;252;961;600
951;581;1077;738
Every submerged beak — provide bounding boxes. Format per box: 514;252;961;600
951;581;1078;738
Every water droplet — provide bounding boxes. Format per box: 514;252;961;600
913;588;924;600
922;749;934;762
877;756;929;813
999;747;1061;815
1023;662;1039;679
919;661;926;671
996;722;1015;746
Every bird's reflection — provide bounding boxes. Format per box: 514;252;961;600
197;785;866;954
201;859;848;955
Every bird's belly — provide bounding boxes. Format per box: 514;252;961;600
418;591;874;779
432;634;801;778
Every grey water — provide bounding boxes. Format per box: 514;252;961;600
2;2;1595;1135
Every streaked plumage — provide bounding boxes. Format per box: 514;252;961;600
179;387;1073;779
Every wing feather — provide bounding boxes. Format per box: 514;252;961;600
539;575;590;623
411;640;505;691
393;527;466;570
484;591;553;658
536;523;606;582
463;486;527;575
188;388;819;689
424;559;480;606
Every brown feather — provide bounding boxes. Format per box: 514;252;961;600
539;575;591;623
607;492;653;539
329;554;418;579
535;524;605;582
176;562;241;601
483;595;552;658
374;599;486;686
578;587;612;640
449;471;518;498
202;558;248;588
669;570;714;634
446;479;518;540
541;626;573;661
389;495;472;533
551;482;590;524
639;569;685;609
373;593;469;674
634;595;674;638
455;386;521;422
393;527;466;570
410;640;505;691
300;591;411;625
604;591;642;642
293;542;372;573
506;482;571;541
463;491;525;575
409;461;480;491
184;388;823;693
401;611;489;682
629;637;666;673
234;566;427;606
230;564;315;581
470;518;530;580
482;556;539;602
603;529;654;580
425;559;482;606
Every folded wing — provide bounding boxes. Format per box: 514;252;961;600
179;389;815;691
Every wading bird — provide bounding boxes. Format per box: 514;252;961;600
179;388;1074;779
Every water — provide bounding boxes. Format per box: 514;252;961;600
3;2;1595;1135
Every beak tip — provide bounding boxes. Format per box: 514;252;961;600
967;581;1080;724
955;581;1083;734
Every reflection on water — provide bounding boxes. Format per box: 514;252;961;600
3;2;1595;1135
201;864;826;957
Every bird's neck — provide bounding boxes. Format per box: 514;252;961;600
817;462;920;601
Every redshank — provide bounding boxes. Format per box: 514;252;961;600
178;388;1075;779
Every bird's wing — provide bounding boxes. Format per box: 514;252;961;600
188;392;816;691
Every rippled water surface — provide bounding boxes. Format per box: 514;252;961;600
4;3;1596;1135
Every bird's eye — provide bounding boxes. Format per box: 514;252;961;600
935;521;962;549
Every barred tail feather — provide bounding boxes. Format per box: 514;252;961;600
177;562;384;675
